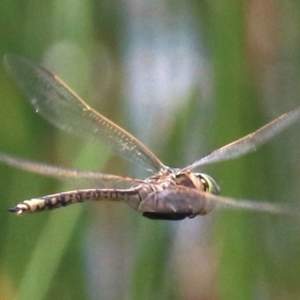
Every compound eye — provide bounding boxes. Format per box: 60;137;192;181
197;173;220;195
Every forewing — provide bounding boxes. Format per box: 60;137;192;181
4;54;165;173
183;106;300;171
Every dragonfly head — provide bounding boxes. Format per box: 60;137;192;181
195;173;220;195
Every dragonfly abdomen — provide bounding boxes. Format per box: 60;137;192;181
9;188;141;215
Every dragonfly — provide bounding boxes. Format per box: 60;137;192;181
1;54;299;220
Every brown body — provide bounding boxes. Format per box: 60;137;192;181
5;54;298;220
10;172;217;220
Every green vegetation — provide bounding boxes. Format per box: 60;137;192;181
0;1;300;299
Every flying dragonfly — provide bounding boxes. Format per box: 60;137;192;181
2;54;300;220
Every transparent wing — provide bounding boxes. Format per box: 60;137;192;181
183;105;300;171
140;186;297;215
0;151;140;188
4;54;165;173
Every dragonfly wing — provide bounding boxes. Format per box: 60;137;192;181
4;54;165;173
139;186;296;217
183;106;300;171
0;151;139;188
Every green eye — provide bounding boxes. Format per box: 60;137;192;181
198;173;220;195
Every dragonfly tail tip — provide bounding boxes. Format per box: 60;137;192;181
8;206;23;215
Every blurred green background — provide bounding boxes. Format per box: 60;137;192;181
1;1;300;299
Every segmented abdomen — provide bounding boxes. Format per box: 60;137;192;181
9;187;142;215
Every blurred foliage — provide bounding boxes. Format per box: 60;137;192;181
1;1;300;300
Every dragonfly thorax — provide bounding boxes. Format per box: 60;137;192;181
138;171;220;221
